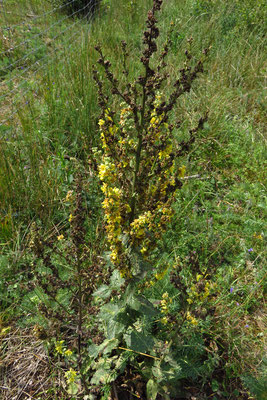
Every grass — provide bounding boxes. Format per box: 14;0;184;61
0;0;266;399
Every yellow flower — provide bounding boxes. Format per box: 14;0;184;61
111;249;118;262
98;119;105;127
186;312;198;326
57;234;64;241
65;368;77;384
98;163;110;181
68;214;73;223
0;326;11;336
161;317;168;325
64;349;73;357
178;165;186;178
150;117;157;125
253;233;263;240
65;190;73;202
158;144;172;160
140;246;147;254
159;292;172;314
120;268;132;279
55;340;64;354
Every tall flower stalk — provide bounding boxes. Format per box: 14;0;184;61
93;0;208;279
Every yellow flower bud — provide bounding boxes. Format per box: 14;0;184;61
178;165;186;178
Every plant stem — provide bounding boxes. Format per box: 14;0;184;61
129;70;148;223
77;256;82;372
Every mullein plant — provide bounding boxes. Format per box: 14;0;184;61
93;0;208;281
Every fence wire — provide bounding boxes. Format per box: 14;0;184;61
0;0;88;29
0;1;97;80
1;5;89;59
0;0;103;128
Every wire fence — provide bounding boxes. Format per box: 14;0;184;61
0;0;103;128
0;0;84;30
0;2;94;62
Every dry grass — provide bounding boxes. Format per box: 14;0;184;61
0;327;63;400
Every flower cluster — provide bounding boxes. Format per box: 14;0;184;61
55;340;73;358
65;190;73;202
253;233;263;240
186;311;198;326
97;99;185;278
187;273;213;305
101;184;124;264
159;292;173;324
144;263;170;289
65;368;77;384
160;292;172;312
93;0;208;279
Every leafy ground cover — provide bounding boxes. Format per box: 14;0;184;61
0;0;266;399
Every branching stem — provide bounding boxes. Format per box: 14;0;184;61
129;69;148;224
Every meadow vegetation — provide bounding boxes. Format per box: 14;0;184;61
0;0;266;399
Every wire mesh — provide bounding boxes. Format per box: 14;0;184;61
0;1;97;73
0;0;88;29
0;0;101;61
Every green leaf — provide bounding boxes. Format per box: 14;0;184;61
88;338;119;359
100;303;125;337
114;352;131;374
67;382;79;395
160;357;182;382
91;368;111;385
211;379;220;392
124;330;154;353
100;303;121;322
106;319;125;339
88;343;100;359
110;269;125;289
116;305;141;327
56;287;71;308
122;288;157;317
123;286;141;310
99;303;125;338
152;364;164;381
136;295;158;317
102;338;119;355
93;284;112;300
146;379;158;400
164;354;182;370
